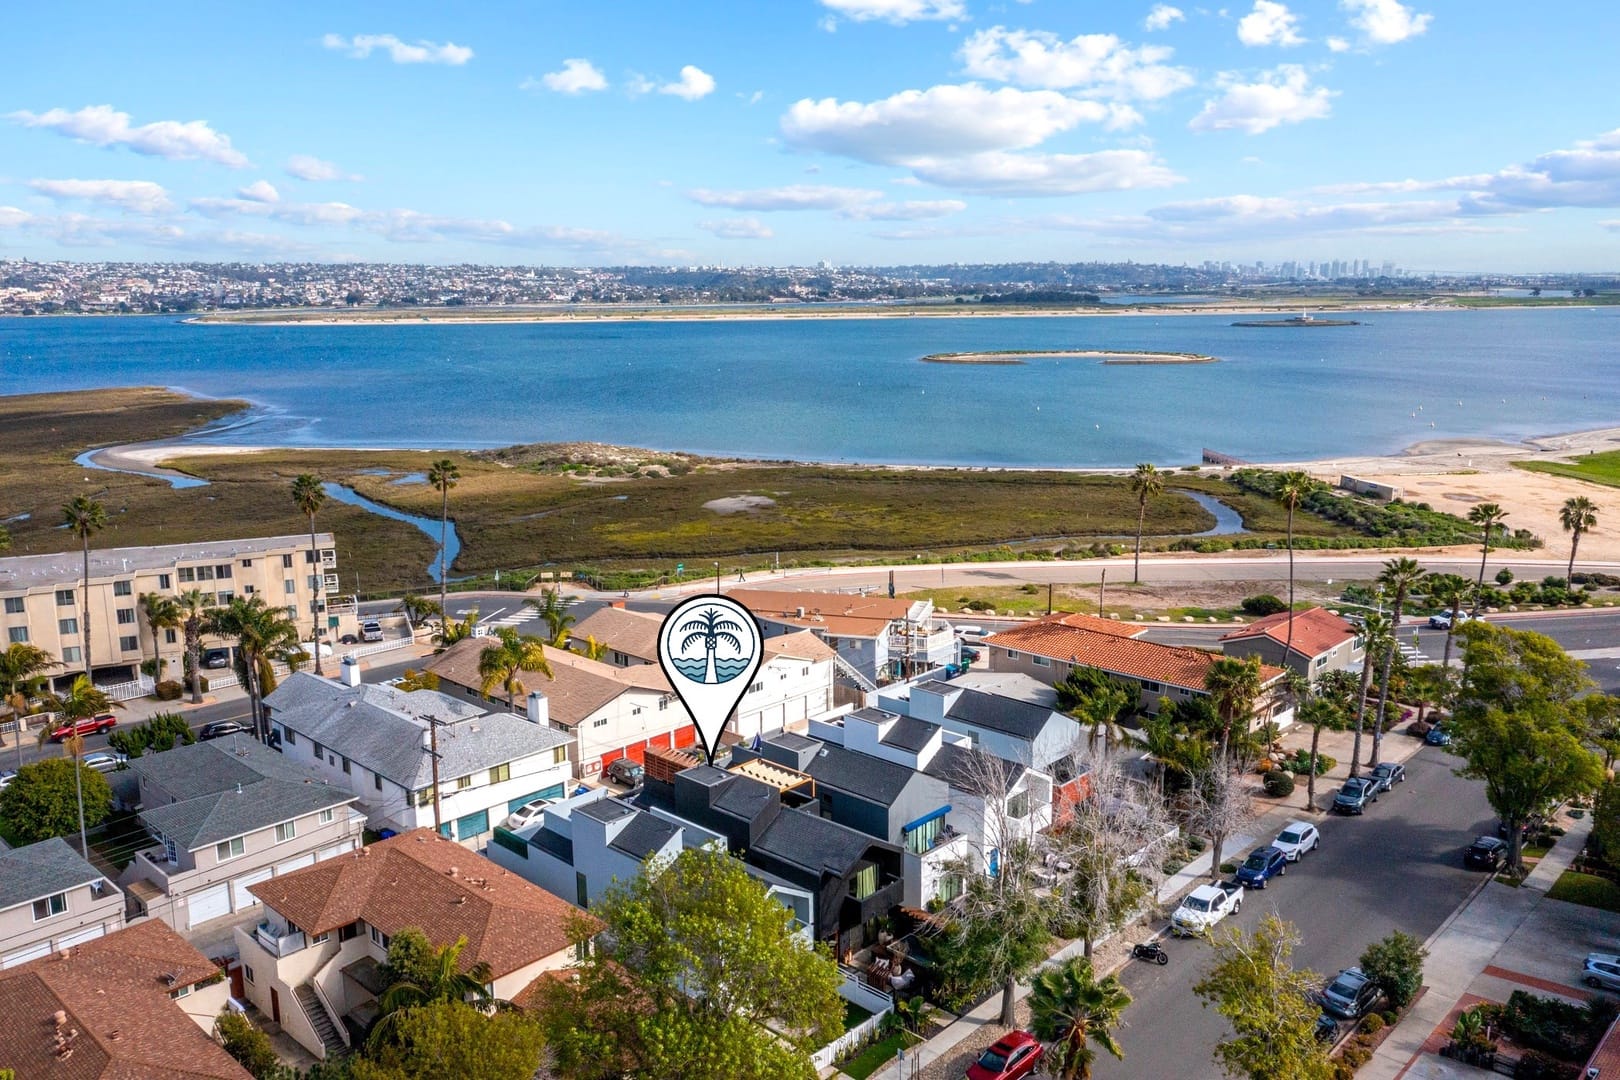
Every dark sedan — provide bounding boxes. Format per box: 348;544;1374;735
1464;836;1508;870
1368;761;1406;793
198;720;252;741
1333;777;1379;815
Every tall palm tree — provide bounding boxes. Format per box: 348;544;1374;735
432;608;480;653
0;642;59;771
396;593;443;630
1079;683;1132;755
1423;573;1471;672
1274;471;1319;672
1029;956;1131;1080
1466;503;1506;616
367;936;494;1052
1369;557;1427;768
62;496;107;680
207;596;305;741
526;588;577;648
177;589;212;704
1296;693;1346;814
138;592;181;686
291;474;329;676
427;458;461;620
478;627;555;710
1204;654;1262;763
38;675;118;856
1560;496;1598;583
1128;464;1164;585
1347;612;1391;779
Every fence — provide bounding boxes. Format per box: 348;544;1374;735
338;635;417;661
809;967;895;1071
98;675;154;702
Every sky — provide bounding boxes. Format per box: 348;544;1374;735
3;0;1619;272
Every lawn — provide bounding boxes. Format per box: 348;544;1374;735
1547;870;1620;913
1515;450;1620;490
840;1031;918;1080
843;1000;875;1032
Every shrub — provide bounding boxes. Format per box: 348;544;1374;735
1333;1062;1357;1080
1264;770;1295;797
1286;749;1335;775
966;599;994;612
108;713;195;758
1499;990;1611;1060
1241;594;1289;616
153;680;183;701
214;1011;279;1079
1381;1011;1398;1027
1219;861;1237;875
1496;568;1516;585
1360;931;1427;1011
1340;1044;1372;1068
1407;720;1432;737
1513;1049;1581;1080
1361;1014;1386;1035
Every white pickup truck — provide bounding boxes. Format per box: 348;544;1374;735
1170;881;1244;937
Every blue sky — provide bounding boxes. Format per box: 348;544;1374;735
3;0;1618;270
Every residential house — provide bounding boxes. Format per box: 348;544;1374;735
263;663;575;844
117;738;363;931
236;829;598;1060
1220;606;1364;683
881;675;1083;774
730;588;958;686
0;838;124;968
0;919;246;1078
567;602;659;667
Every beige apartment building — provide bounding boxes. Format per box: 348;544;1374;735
0;533;348;686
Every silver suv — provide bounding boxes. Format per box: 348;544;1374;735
360;620;384;642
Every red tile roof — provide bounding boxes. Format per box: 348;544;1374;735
251;829;599;980
1219;607;1359;658
1023;612;1148;638
984;622;1287;692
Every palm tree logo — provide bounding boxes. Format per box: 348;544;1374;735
674;606;751;684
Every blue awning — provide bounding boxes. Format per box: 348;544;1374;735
902;806;951;833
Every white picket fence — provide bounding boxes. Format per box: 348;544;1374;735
338;635;416;661
98;675;154;702
811;967;896;1071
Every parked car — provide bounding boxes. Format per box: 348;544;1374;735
1368;762;1406;793
1315;1013;1341;1043
604;758;645;787
1171;881;1244;937
1428;611;1475;630
198;720;250;741
966;1030;1045;1080
1584;953;1620;991
339;633;359;645
203;648;231;669
1236;845;1290;889
1319;967;1381;1020
360;620;385;643
1464;836;1508;870
1425;724;1453;747
504;798;553;831
48;714;117;741
1333;777;1379;815
80;750;128;773
1273;821;1321;862
0;770;15;791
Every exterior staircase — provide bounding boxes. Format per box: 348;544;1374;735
830;651;878;695
294;983;348;1059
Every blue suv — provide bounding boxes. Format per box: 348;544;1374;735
1236;845;1289;889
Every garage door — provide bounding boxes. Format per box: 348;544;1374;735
454;809;489;840
231;868;274;910
187;883;231;928
2;942;52;969
57;925;106;948
318;841;354;861
277;853;315;875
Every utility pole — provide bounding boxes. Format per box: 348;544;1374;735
1099;568;1107;616
1046;582;1053;615
425;714;444;833
714;562;721;595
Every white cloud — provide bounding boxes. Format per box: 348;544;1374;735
1144;4;1186;30
237;180;280;203
321;33;473;65
660;66;716;101
697;217;774;239
958;27;1195;101
1189;65;1334;134
528;58;608;95
1603;220;1620;233
1326;35;1351;51
1341;0;1431;44
27;178;172;214
0;206;31;228
1237;1;1305;46
818;0;966;24
625;74;657;97
840;199;968;220
285;155;361;182
9;104;249;167
819;14;839;32
906;149;1182;195
688;185;883;211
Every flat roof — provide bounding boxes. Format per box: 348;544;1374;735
728;758;813;791
0;533;334;588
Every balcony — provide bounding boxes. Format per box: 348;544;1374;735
255;922;308;957
322;574;340;596
137;846;181;881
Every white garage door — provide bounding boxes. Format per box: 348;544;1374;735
1;942;52;969
318;841;354;861
277;853;315;874
57;925;106;948
187;883;231;928
231;868;274;910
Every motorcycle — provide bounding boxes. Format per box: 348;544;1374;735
1132;941;1169;965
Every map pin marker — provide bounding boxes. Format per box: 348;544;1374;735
658;594;764;766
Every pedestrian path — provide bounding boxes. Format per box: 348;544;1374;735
477;606;535;630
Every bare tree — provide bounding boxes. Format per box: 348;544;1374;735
1180;762;1257;884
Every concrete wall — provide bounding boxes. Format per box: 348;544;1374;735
733;655;835;741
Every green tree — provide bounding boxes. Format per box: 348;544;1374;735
35;674;119;852
1204;654;1263;761
537;846;844;1080
526;588;577;648
369;933;494;1051
1347;613;1391;779
207;596;304;741
62;495;107;678
1560;495;1598;582
1359;931;1427;1012
1129;463;1164;585
108;712;196;758
396;593;442;630
214;1010;282;1079
427;459;460;621
431;608;480;652
1590;778;1620;866
139;592;181;683
1583;694;1620;771
178;589;213;705
1370;557;1427;768
291;474;329;676
0;756;113;845
1466;503;1507;615
363;1001;547;1080
1192;914;1335;1080
1029;956;1131;1080
477;627;554;710
1273;470;1321;670
1423;572;1472;671
1296;693;1346;813
0;641;58;772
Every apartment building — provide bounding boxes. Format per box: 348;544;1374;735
0;534;347;686
0;838;125;968
730;589;959;686
1219;606;1365;684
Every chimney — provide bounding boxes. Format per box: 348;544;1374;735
796;606;806;619
609;599;626;610
526;691;549;726
340;656;361;687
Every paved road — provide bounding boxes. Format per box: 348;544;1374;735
1092;745;1494;1080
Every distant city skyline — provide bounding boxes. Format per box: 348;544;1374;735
3;1;1618;270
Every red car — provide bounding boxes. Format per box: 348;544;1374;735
49;714;117;742
966;1030;1045;1080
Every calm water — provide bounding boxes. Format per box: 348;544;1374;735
2;309;1617;467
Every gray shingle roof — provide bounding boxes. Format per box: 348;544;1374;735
141;778;356;851
0;838;104;913
265;672;572;790
923;743;1028;790
575;798;637;824
129;737;315;801
881;716;939;753
755;808;881;877
609;813;680;861
801;743;916;807
940;686;1061;741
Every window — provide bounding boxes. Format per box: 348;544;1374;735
489;763;510;784
749;680;764;694
417;786;436;807
158;573;172;590
592;717;608;728
341;757;350;775
216;590;234;604
370;926;391;948
1140;680;1162;693
113;580;132;596
195;565;215;581
170;984;191;1000
319;808;336;825
55;589;74;606
119;636;139;652
3;597;22;614
904;815;944;854
552;747;568;766
658;696;669;711
285;579;296;594
373;772;382;791
1031;656;1050;668
339;923;360;942
58;618;79;636
165;629;177;644
283;728;296;745
178;567;195;583
631;706;642;716
282;554;294;569
243;965;255;984
243;585;255;595
311;931;329;944
311;741;321;759
936;874;964;903
850;863;879;900
306;550;318;564
215;837;245;861
241;559;253;568
8;628;28;644
1004;648;1018;659
286;606;297;621
214;564;233;580
455;775;473;790
1007;791;1031;819
275;821;296;843
32;893;67;920
62;647;81;664
307;574;319;591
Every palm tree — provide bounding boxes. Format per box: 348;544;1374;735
1079;683;1132;755
0;642;59;771
1466;503;1506;616
581;634;608;661
678;606;746;684
477;627;554;710
427;458;460;620
526;588;577;647
38;675;119;856
138;592;181;687
367;935;494;1052
1128;464;1164;585
1204;654;1263;763
396;593;443;631
1423;573;1471;672
1296;693;1345;813
1369;558;1427;768
62;496;107;680
1029;956;1131;1080
291;474;328;676
1274;471;1319;671
207;596;305;741
1347;612;1391;779
432;608;480;652
177;589;212;704
1560;496;1598;583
